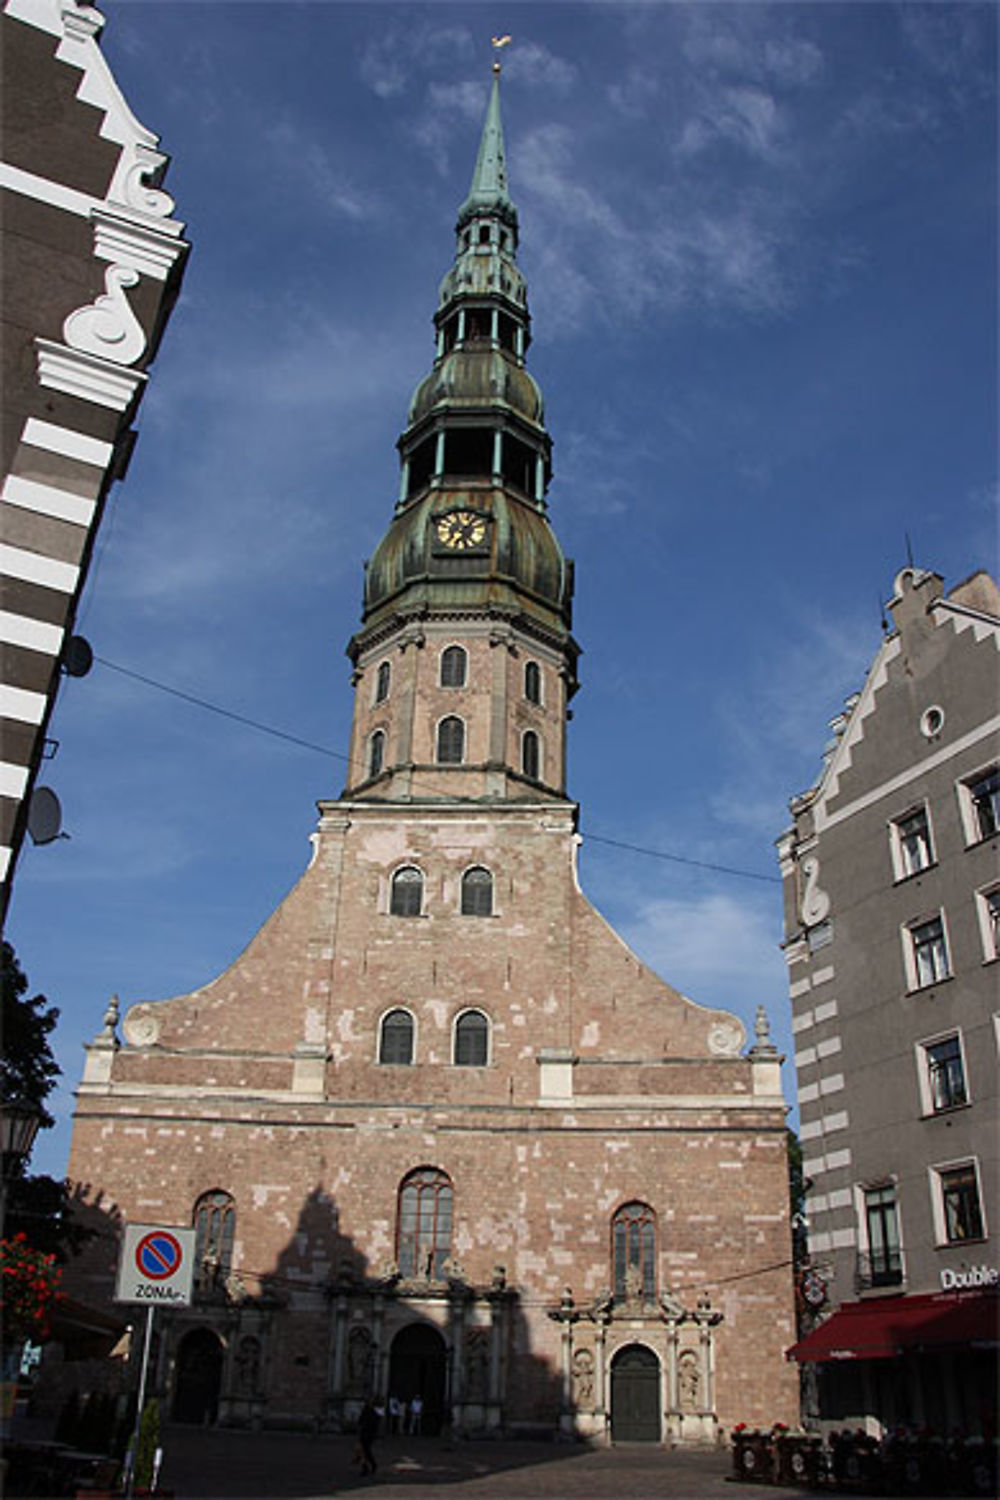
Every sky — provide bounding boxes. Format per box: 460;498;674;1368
7;0;997;1181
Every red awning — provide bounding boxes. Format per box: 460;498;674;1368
787;1288;1000;1364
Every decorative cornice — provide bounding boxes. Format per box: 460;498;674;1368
35;336;147;411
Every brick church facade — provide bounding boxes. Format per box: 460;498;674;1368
64;68;799;1443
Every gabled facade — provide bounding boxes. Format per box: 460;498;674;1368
0;0;188;924
779;566;999;1435
61;70;798;1444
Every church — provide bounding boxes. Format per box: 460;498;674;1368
64;67;799;1444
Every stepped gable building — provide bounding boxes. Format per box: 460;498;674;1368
65;70;798;1443
780;566;999;1436
0;0;188;925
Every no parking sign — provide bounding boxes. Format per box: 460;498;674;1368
116;1223;196;1306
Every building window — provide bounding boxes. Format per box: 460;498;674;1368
612;1201;656;1302
379;1009;415;1065
374;660;391;704
453;1009;489;1066
436;716;465;764
959;765;1000;844
859;1185;903;1289
390;866;423;917
891;806;933;879
440;645;467;688
905;915;950;989
920;1033;967;1113
934;1163;985;1244
522;730;540;780
368;730;385;778
975;885;1000;962
193;1190;236;1284
461;866;493;916
397;1168;452;1280
524;661;541;704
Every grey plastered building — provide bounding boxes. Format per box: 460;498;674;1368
778;566;999;1435
0;0;188;925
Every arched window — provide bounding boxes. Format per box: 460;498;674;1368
524;661;541;704
612;1201;656;1302
397;1168;453;1280
522;730;540;780
375;660;391;704
390;866;423;917
368;730;385;778
379;1008;414;1065
437;716;465;764
454;1009;489;1066
440;645;467;688
461;867;493;917
193;1190;236;1283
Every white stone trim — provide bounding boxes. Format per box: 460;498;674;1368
792;1011;813;1034
795;1045;817;1068
830;1227;857;1249
0;684;47;724
825;1148;852;1171
816;1036;842;1060
811;966;834;988
974;883;1000;963
0;160;94;217
819;1073;844;1096
914;1026;970;1116
0;609;64;654
822;1110;849;1134
21;417;112;466
813;998;839;1023
35;337;147;411
0;542;79;594
928;1155;988;1246
799;1082;819;1104
3;473;96;526
956;760;1000;848
0;846;10;879
92;206;186;282
0;762;29;798
789;977;812;999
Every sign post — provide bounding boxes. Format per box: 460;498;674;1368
115;1225;196;1497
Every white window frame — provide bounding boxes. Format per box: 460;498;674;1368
377;1006;417;1065
929;1157;988;1246
902;910;951;991
915;1028;970;1116
439;643;468;689
435;713;466;765
368;728;386;779
388;864;425;918
854;1179;904;1288
956;762;1000;847
373;658;391;706
974;883;1000;963
524;659;543;706
888;802;935;881
452;1007;491;1067
521;728;542;781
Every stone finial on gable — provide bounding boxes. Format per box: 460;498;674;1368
889;566;944;634
81;994;120;1088
748;1005;784;1103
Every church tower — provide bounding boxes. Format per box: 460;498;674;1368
65;69;799;1443
345;66;577;807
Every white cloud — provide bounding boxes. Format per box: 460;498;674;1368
504;41;577;95
619;889;780;989
676;86;786;163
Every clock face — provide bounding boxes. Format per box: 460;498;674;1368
435;510;488;551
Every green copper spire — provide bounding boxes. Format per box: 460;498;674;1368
458;71;517;229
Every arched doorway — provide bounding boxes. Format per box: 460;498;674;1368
172;1328;224;1425
610;1342;661;1442
388;1323;448;1435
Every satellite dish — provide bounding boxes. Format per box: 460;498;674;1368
27;787;62;845
62;636;93;678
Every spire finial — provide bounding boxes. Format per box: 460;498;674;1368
491;34;512;75
457;46;517;229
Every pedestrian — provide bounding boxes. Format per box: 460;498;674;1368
357;1398;379;1476
409;1393;423;1434
388;1393;402;1434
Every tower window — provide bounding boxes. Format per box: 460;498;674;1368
497;312;516;352
522;730;540;780
374;660;391;704
390;866;423;917
193;1190;236;1285
407;437;435;497
379;1008;415;1065
397;1168;452;1280
612;1201;656;1302
368;730;385;779
437;716;465;764
440;646;467;688
454;1009;489;1066
502;433;535;494
461;867;493;917
444;428;493;477
524;661;541;705
478;226;491;246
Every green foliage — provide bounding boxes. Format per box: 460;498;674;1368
134;1397;160;1491
1;941;60;1127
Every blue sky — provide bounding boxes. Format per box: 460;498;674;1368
9;1;997;1179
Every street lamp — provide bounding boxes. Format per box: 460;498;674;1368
0;1096;43;1219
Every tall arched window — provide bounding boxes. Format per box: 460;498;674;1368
397;1168;453;1280
368;730;385;778
390;866;423;917
461;867;493;916
375;660;391;704
440;645;467;687
379;1008;414;1065
612;1201;656;1302
524;661;541;704
454;1009;489;1066
193;1190;236;1283
522;730;540;780
437;716;465;764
